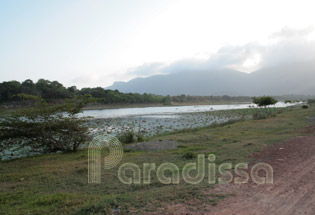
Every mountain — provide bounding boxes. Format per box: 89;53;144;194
107;61;315;96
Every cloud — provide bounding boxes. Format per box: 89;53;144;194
72;71;128;89
126;62;166;77
126;26;315;77
263;27;315;67
270;26;314;39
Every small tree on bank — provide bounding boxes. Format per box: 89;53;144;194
252;96;277;108
0;96;91;153
251;96;278;119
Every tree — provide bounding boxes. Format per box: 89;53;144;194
0;96;90;153
67;86;78;94
162;95;172;105
252;96;277;107
0;81;21;102
35;79;72;101
90;87;106;98
21;79;37;95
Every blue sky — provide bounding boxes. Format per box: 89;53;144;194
1;0;315;88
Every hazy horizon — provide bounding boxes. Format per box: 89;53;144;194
1;0;315;90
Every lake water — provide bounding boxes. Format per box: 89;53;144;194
82;102;300;139
0;102;300;160
80;102;297;119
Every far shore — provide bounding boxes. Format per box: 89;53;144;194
82;101;253;110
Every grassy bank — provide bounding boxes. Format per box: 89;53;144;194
0;106;314;214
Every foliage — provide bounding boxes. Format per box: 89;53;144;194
137;134;144;142
14;93;41;102
0;80;21;102
35;79;72;100
118;131;135;144
162;95;172;105
172;94;251;103
252;111;270;120
302;105;309;109
0;79;167;105
251;107;284;120
307;99;315;106
117;130;145;144
182;151;197;160
252;96;277;107
0;97;90;153
0;79;256;107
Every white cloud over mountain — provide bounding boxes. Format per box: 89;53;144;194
127;26;315;78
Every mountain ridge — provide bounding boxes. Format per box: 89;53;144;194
107;61;315;96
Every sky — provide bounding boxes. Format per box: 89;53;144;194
1;0;315;88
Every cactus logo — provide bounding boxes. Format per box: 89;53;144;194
88;135;123;184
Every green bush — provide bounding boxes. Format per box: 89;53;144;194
118;131;135;144
137;134;144;142
118;130;145;144
182;151;197;160
252;108;284;120
252;96;277;107
252;111;269;120
0;97;90;153
307;99;315;106
77;205;107;215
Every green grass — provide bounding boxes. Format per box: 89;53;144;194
0;106;314;214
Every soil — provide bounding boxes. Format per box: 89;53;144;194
159;135;315;215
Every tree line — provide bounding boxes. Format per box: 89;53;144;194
0;79;168;105
0;79;253;106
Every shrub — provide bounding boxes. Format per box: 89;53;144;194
162;96;172;105
302;105;309;109
0;97;90;153
77;205;107;215
252;108;284;120
307;99;315;106
182;151;197;160
118;130;145;144
137;134;144;142
252;96;277;107
118;131;135;144
252;111;269;120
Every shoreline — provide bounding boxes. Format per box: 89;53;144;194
82;101;252;110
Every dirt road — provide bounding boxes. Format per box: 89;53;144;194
162;135;315;215
209;135;315;215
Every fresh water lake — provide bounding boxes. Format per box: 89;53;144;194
82;102;299;137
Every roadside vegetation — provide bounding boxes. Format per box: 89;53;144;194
1;104;314;214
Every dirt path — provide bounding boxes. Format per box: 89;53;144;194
209;135;315;215
161;135;315;215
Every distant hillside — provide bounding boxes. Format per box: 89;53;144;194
108;61;315;96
